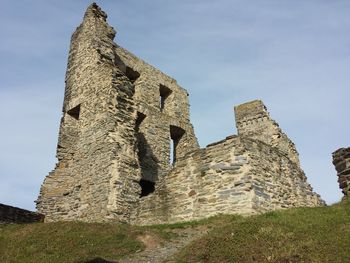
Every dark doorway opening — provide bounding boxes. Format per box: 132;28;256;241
170;125;185;165
139;179;155;197
159;84;172;112
135;112;158;198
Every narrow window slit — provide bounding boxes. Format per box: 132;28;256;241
170;125;185;165
135;112;156;198
159;84;172;112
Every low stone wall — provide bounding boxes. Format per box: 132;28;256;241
246;138;324;212
134;136;324;225
332;147;350;197
134;135;253;225
0;204;44;224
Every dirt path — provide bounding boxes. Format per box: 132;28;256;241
117;227;207;263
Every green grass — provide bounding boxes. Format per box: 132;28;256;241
175;198;350;263
0;221;143;263
1;199;349;263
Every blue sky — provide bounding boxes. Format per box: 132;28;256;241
1;0;349;210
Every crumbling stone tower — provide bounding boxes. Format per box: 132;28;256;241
36;4;198;222
37;3;324;224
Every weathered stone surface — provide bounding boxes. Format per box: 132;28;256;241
36;3;143;222
36;4;324;225
332;147;350;197
235;100;300;165
0;203;44;224
134;135;324;225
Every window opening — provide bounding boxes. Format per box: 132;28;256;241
159;84;172;112
170;125;185;165
135;112;156;198
170;138;174;165
139;179;155;197
67;104;81;120
125;66;140;83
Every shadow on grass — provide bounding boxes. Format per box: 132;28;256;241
79;257;116;263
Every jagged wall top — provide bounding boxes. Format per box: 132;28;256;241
234;100;300;165
83;3;109;28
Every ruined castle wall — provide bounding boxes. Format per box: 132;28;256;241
134;136;323;225
36;4;141;222
333;147;350;197
37;3;199;223
134;136;255;225
234;101;323;210
242;138;324;212
235;100;300;165
115;46;199;183
37;4;324;225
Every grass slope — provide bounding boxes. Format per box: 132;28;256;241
0;222;143;263
1;199;349;263
175;199;350;263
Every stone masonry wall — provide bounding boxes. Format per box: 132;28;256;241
235;100;300;165
332;147;350;197
115;46;199;184
134;136;254;225
245;138;324;212
36;4;141;222
135;136;323;225
37;3;199;223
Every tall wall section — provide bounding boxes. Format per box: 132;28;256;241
115;46;199;186
36;3;199;223
333;147;350;197
36;4;141;222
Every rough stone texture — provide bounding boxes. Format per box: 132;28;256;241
36;4;142;222
115;45;199;184
332;147;350;197
36;3;324;224
134;135;323;225
0;203;44;224
235;100;300;165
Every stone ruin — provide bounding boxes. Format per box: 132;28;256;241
332;148;350;198
0;203;44;224
36;3;324;224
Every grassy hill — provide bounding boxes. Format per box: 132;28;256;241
175;198;350;263
1;198;349;263
0;221;143;263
